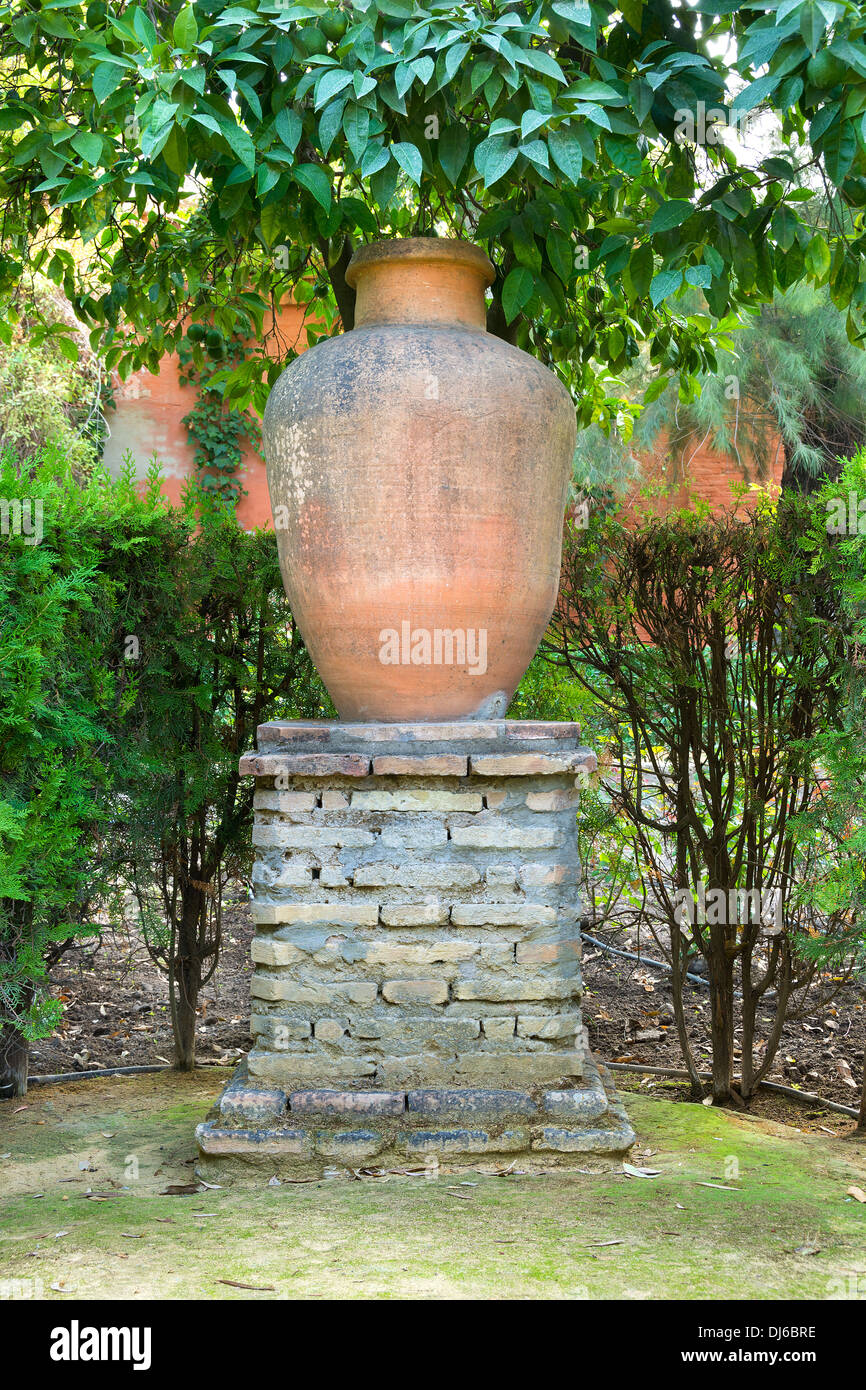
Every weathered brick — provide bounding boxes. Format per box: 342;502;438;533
315;1129;386;1161
251;979;377;1006
313;1018;346;1043
351;790;482;813
380;901;448;927
372;1017;480;1047
484;863;518;886
219;1076;288;1123
321;790;350;809
253;790;316;813
239;752;370;777
398;1128;530;1154
248;1052;377;1081
382;978;448;1006
516;933;582;965
349;940;478;965
482;1016;516;1042
519;863;574;887
252;902;379;926
542;1086;609;1121
452;976;578;1003
196;1123;312;1156
531;1125;631;1154
407;1088;537;1118
251;938;303;967
517;1013;581;1040
319;866;350;887
451;903;556;927
371;755;468;776
449;824;559;849
353;862;480;888
290;1090;405;1117
525;789;581;811
253;824;375;849
455;1052;585;1083
250;1015;311;1043
469;753;593;776
379;823;448;849
483;789;507;809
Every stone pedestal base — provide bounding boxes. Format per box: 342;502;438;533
196;720;634;1177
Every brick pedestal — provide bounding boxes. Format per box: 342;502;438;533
196;720;634;1176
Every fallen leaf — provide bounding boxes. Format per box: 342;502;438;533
216;1279;275;1292
622;1163;661;1178
793;1243;821;1256
847;1186;866;1203
12;1106;28;1114
160;1184;200;1195
696;1181;738;1191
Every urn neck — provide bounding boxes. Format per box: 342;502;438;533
345;238;495;331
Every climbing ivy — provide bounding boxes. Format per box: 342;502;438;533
178;329;261;505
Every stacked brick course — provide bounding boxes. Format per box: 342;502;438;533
196;720;634;1175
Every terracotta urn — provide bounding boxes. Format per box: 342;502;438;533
263;237;576;722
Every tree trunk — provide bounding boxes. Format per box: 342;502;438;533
0;1020;29;1096
171;885;205;1072
709;939;736;1103
858;1057;866;1136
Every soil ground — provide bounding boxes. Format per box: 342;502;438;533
1;1072;864;1299
31;895;865;1134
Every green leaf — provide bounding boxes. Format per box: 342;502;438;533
438;124;470;186
315;70;354;110
502;265;535;323
553;0;592;22
275;108;303;155
547;126;582;182
521;109;549;140
649;199;693;235
132;4;159;53
568;79;621;103
805;234;831;279
732;73;779;114
173;5;198;50
295;162;332;209
822;120;857;185
515;47;567;84
55;175;101;206
800;0;825;56
650;268;683;306
628;243;654;298
474;135;518;188
71;132;103;166
546;227;573;283
218;119;256;175
343;104;370;164
92;62;126;105
391;141;423;185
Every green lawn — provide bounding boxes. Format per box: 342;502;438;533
1;1071;864;1299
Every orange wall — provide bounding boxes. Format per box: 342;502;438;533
104;323;784;527
102;300;308;530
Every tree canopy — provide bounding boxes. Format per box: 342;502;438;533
2;0;866;423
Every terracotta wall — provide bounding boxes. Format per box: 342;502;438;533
102;299;308;531
103;320;784;526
